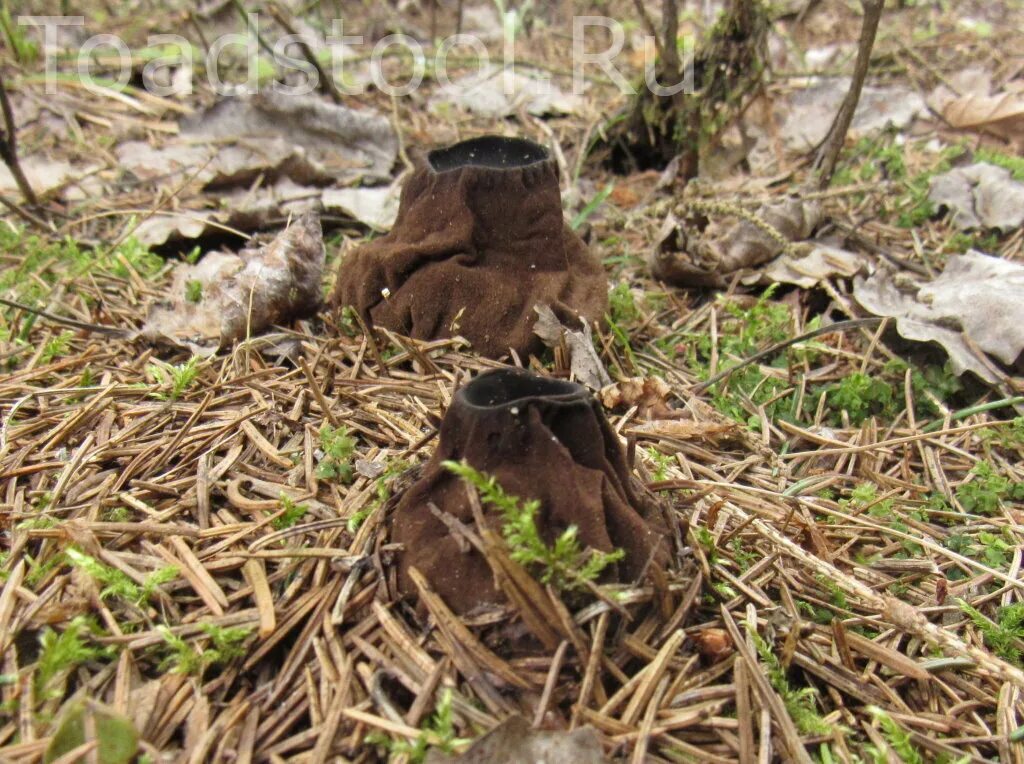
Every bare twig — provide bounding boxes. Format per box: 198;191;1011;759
267;3;346;103
813;0;884;188
0;191;50;231
0;74;39;207
659;0;682;79
630;0;660;44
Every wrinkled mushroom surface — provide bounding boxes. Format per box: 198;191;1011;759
332;135;608;358
389;368;668;614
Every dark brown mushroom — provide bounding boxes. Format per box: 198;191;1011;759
331;135;608;358
389;367;669;615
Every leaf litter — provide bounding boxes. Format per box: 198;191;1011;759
2;1;1024;763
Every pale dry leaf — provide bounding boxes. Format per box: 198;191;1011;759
118;92;397;189
778;79;924;152
751;242;870;289
854;250;1024;383
116;92;398;244
132;179;322;247
650;199;823;288
0;156;92;200
533;304;612;390
429;65;581;118
141;211;325;352
424;716;606;764
322;181;402;232
928;162;1024;232
180;91;398;183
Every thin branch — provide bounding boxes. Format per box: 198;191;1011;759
660;0;681;78
0;74;39;207
631;0;660;45
813;0;884;189
0;191;50;231
267;3;346;104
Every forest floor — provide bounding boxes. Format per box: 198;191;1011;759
2;0;1024;762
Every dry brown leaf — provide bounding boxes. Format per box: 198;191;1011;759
533;304;612;390
932;84;1024;142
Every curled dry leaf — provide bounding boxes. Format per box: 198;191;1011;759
599;376;674;419
424;715;606;764
118;92;398;245
321;181;402;232
751;242;869;289
533;304;612;390
141;212;325;353
854;250;1024;383
930;81;1024;143
650;198;823;288
928;162;1024;232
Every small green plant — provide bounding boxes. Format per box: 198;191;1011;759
946;530;1015;570
157;623;252;675
797;599;834;626
273;494;309;530
443;460;624;591
103;505;131;523
816;574;847;610
35;617;110;702
958;599;1024;666
824;372;895;424
570;183;614;230
66;549;178;605
608;281;640;325
842;483;924;558
956;461;1024;515
347;458;411;531
40;331;74;364
867;706;924;763
185;279;203;303
645;447;675;481
680;285;796;429
694;526;720;565
747;622;830;735
148;357;201;400
367;688;469;762
728;537;757;571
316;423;357;482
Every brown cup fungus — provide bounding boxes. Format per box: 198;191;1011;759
331;136;608;358
389;368;669;615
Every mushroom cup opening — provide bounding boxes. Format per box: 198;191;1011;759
427;136;549;173
458;369;584;411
